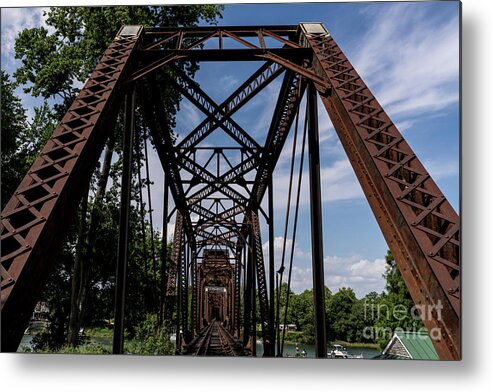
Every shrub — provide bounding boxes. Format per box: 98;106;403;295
125;314;174;356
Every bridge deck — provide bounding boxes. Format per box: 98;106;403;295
184;321;246;356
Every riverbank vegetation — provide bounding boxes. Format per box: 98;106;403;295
265;251;423;350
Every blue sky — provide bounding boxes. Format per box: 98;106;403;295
0;1;460;297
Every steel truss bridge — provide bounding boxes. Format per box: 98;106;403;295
0;23;460;359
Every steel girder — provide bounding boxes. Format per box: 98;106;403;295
0;26;143;352
250;210;273;357
141;79;196;246
164;212;183;312
299;23;460;359
179;239;189;344
169;66;260;153
177;61;282;153
191;250;199;335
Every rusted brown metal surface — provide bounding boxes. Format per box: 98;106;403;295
299;23;460;360
250;210;273;356
0;26;143;352
163;212;183;320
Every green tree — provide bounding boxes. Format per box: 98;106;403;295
326;287;357;342
1;71;27;207
1;71;58;209
373;250;424;349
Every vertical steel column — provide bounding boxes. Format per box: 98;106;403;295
159;183;168;326
112;89;135;354
234;246;241;338
243;235;252;349
175;231;183;351
191;249;198;336
251;232;257;357
307;82;327;358
268;179;276;355
181;240;189;342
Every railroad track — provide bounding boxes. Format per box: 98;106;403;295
185;320;245;356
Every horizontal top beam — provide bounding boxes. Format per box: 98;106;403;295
139;48;311;62
144;25;299;36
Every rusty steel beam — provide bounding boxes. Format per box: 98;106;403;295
299;23;460;360
179;154;249;209
163;212;184;325
177;61;283;153
185;154;257;207
250;210;274;357
233;245;242;338
140;78;196;247
167;66;260;152
144;25;298;38
257;51;330;92
191;250;199;335
0;26;143;352
252;70;306;205
139;48;310;62
179;241;189;344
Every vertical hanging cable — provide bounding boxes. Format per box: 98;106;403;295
281;98;309;356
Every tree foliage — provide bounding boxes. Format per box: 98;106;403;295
1;71;57;208
271;250;424;350
14;6;223;116
1;71;27;207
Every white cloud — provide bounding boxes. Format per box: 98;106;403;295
175;100;205;140
324;255;386;297
1;8;52;72
262;236;308;263
260;236;386;297
218;74;240;92
272;158;364;209
422;158;459;180
350;3;459;120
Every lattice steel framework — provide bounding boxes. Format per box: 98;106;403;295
0;23;460;359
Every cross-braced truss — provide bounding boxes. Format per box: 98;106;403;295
0;24;460;359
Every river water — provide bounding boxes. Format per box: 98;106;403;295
19;334;379;358
255;342;380;359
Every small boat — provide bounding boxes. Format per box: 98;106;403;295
329;344;349;358
328;344;364;358
328;344;348;358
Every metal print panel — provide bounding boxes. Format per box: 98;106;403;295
0;1;460;360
